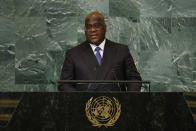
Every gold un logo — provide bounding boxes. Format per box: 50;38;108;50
85;96;121;128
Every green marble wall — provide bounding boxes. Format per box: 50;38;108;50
0;0;196;91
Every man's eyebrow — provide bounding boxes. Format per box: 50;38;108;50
85;22;102;26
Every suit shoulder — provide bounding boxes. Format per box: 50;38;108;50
107;39;128;49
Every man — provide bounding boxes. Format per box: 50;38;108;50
58;12;142;92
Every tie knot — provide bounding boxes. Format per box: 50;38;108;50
95;47;101;52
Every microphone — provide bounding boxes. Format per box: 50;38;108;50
88;65;99;90
111;70;125;92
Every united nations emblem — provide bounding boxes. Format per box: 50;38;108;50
85;96;121;127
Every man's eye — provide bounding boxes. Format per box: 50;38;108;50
85;24;102;30
94;24;101;28
86;25;91;29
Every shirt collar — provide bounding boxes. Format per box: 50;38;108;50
90;39;106;51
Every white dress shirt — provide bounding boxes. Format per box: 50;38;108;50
89;39;106;58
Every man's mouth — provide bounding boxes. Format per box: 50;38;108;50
90;35;98;39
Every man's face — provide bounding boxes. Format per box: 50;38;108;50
85;15;106;45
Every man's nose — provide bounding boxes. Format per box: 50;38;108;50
90;27;96;32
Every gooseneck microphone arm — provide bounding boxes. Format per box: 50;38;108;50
111;70;123;92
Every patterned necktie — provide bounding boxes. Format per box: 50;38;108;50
95;47;102;66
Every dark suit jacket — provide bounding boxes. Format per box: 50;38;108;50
58;39;142;92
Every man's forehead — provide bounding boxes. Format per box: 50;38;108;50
86;15;102;23
85;12;104;24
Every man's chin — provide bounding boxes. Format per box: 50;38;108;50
89;40;99;45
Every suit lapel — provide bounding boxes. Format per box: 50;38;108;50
96;39;117;80
80;40;117;80
80;41;98;79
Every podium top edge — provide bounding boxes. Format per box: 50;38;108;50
58;80;150;83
